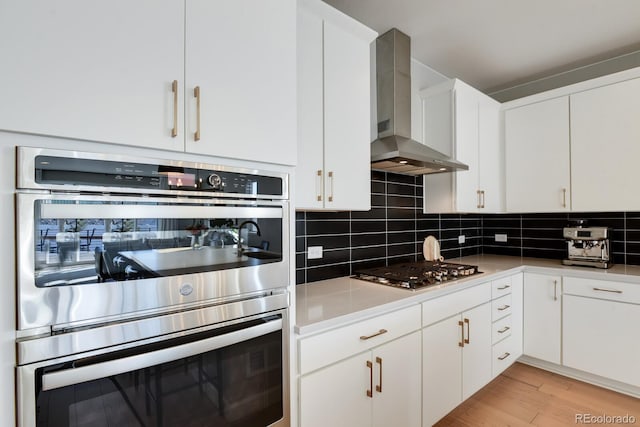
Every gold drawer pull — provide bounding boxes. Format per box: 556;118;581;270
464;318;470;344
498;326;510;334
497;285;510;290
593;287;622;294
360;329;388;340
375;357;382;393
498;352;511;361
497;305;511;311
366;360;373;397
171;80;178;137
458;320;464;347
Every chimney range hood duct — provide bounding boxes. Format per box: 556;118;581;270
370;28;468;175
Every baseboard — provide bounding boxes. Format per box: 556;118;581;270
517;355;640;399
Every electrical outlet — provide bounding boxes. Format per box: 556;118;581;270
308;246;323;259
458;235;465;244
495;234;508;242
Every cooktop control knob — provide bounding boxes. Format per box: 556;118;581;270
207;174;223;190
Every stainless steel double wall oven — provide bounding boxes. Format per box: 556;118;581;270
15;147;291;427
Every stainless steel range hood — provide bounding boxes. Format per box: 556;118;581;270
371;28;468;175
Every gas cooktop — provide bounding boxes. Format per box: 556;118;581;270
353;261;482;290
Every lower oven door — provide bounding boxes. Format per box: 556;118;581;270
17;313;288;427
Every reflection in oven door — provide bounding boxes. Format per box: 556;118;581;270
18;313;287;427
16;193;289;331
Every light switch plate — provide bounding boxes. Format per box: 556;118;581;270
308;246;323;259
495;234;508;242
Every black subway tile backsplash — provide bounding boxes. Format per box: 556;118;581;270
295;172;640;284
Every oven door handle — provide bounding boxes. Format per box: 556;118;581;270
41;317;282;391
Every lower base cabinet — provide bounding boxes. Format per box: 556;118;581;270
422;296;492;426
299;331;421;427
563;277;640;388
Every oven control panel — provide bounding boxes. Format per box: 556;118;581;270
30;153;284;197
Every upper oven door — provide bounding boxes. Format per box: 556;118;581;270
16;193;289;332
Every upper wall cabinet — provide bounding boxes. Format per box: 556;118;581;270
570;77;640;211
504;97;571;212
0;0;297;166
296;0;377;210
421;79;503;213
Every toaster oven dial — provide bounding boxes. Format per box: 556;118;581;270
207;174;223;190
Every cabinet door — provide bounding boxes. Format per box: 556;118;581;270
563;295;640;387
299;352;372;427
523;273;561;364
570;77;640;211
0;0;185;151
505;97;570;212
461;302;492;400
478;96;503;212
323;19;372;211
373;332;421;427
422;314;462;427
185;0;296;165
296;8;325;209
453;84;480;213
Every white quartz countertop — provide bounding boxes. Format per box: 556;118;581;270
295;254;640;336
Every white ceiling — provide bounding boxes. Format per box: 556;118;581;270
322;0;640;94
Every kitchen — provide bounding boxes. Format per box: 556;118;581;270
1;0;640;426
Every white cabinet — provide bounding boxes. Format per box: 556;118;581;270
570;77;640;211
504;97;571;212
0;0;297;165
563;277;640;387
184;0;297;165
0;0;185;152
296;0;376;210
523;273;562;364
422;283;492;426
299;306;421;427
422;79;503;213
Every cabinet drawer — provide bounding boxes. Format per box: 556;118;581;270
422;282;491;327
492;315;512;344
299;305;421;375
492;335;516;378
563;276;640;304
491;277;512;299
492;294;512;321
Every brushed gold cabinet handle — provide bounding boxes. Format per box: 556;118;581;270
360;329;387;340
498;326;510;334
366;360;373;398
458;320;464;347
553;280;558;301
375;357;382;393
498;352;511;361
171;80;178;137
497;285;510;290
497;305;510;311
562;188;567;208
194;86;201;141
328;171;334;202
316;170;323;202
481;190;486;208
593;287;622;294
464;318;470;344
477;190;481;209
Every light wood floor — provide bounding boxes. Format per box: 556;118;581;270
435;362;640;426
